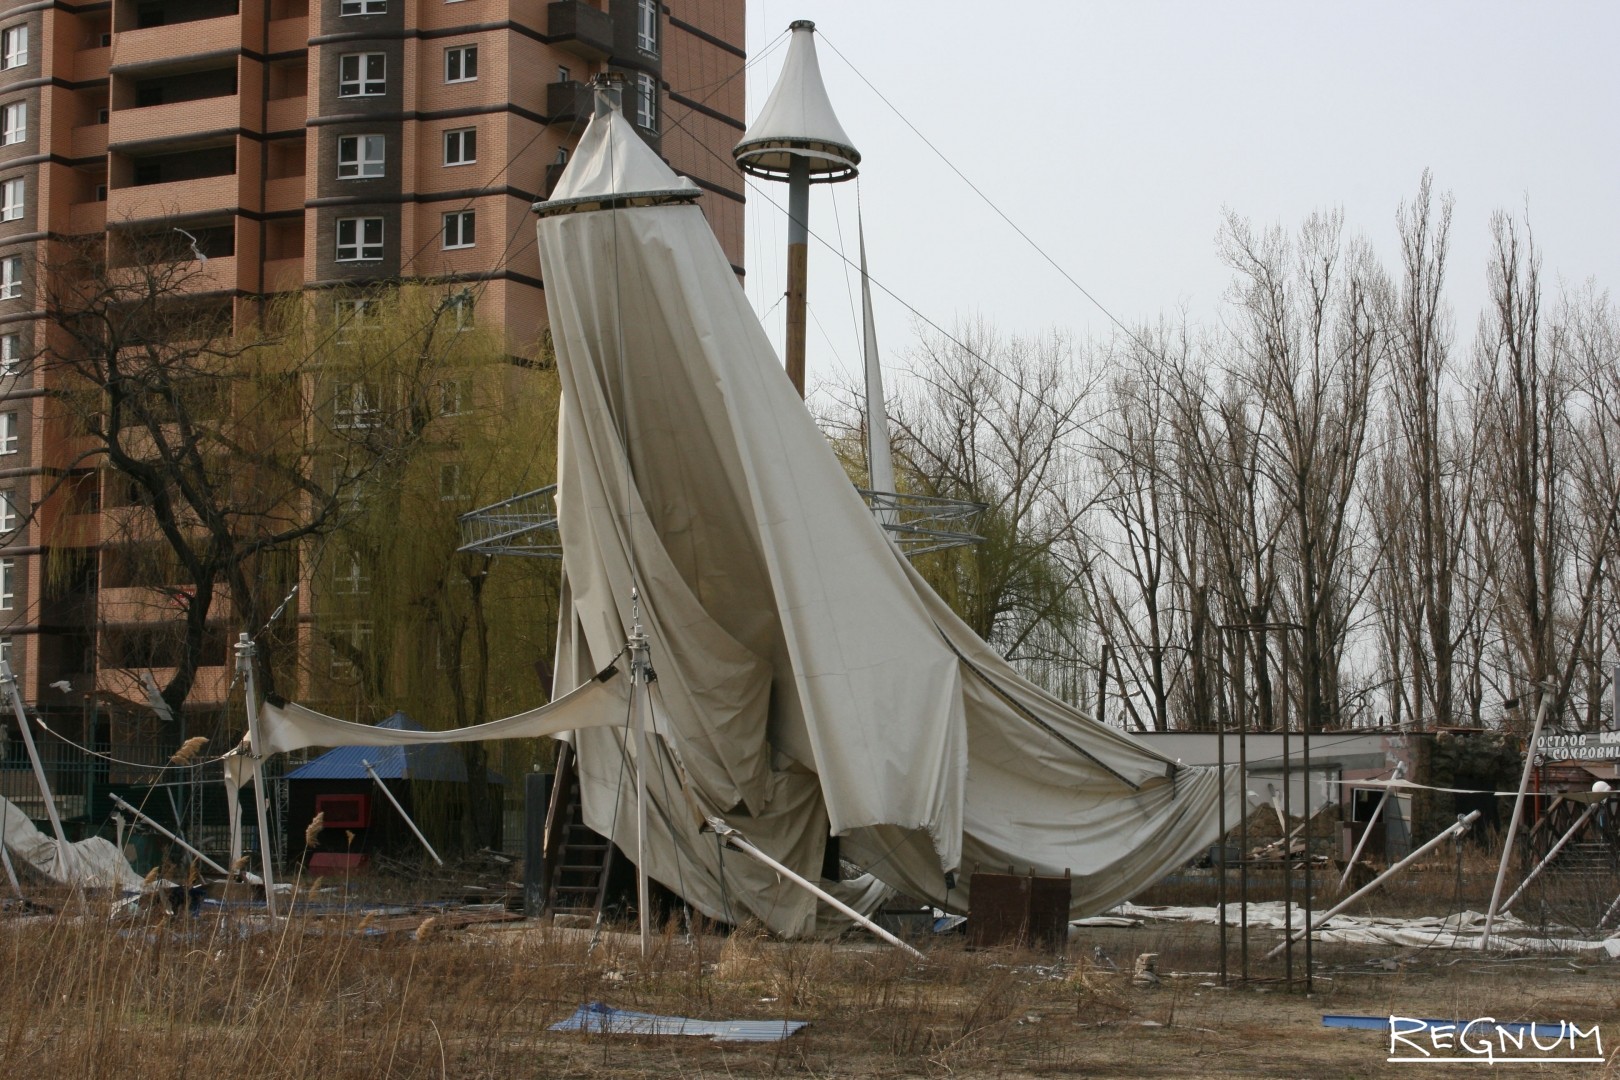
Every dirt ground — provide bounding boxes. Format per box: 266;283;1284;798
462;919;1620;1080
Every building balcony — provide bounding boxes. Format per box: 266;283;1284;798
70;122;109;159
544;161;567;197
264;256;304;292
107;173;239;224
74;44;111;82
98;586;205;624
96;664;233;706
547;2;613;62
265;95;307;134
111;16;243;72
268;15;307;53
264;174;304;214
109;95;242;150
68;201;108;234
547;80;590;125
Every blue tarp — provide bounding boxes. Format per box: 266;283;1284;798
284;713;503;784
551;1002;808;1042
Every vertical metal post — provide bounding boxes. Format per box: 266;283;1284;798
1302;713;1312;992
628;594;652;957
1281;708;1292;990
784;156;810;397
235;633;278;917
523;768;551;919
0;660;67;851
1484;684;1555;948
1236;631;1249;982
1216;700;1228;986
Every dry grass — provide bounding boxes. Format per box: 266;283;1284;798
2;874;1618;1079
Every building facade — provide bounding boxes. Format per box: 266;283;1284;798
0;0;745;726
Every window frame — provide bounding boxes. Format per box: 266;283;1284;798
444;44;477;84
0;557;12;610
636;0;659;54
334;216;384;262
336;133;385;179
438;462;465;501
438;377;470;416
0;331;19;374
338;0;386;15
441;209;475;250
1;25;26;70
0;101;24;146
0;491;16;533
337;52;386;98
0;255;21;299
442;126;476;166
332;379;381;430
334;297;377;341
0;177;21;222
635;71;658;131
0;412;15;454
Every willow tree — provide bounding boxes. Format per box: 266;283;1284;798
306;303;563;851
38;238;459;718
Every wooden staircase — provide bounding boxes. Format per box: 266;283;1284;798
540;742;616;923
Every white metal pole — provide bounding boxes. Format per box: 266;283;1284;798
109;793;231;876
1337;762;1404;894
235;633;279;917
361;760;443;867
0;797;23;896
1482;686;1555;949
1266;810;1480;959
1501;796;1607;915
630;627;652;957
708;817;924;960
0;659;67;851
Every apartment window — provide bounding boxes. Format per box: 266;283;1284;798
334;298;376;341
636;0;659;54
335;216;383;262
0;411;16;454
0;492;15;533
444;45;477;83
557;65;570;83
333;380;380;429
442;127;476;166
0;558;12;610
441;210;474;250
0;637;9;665
337;134;385;179
1;25;26;69
339;0;385;14
332;552;370;595
0;102;24;145
438;377;469;416
635;72;657;131
0;177;21;222
0;332;19;373
555;146;568;165
0;256;20;299
449;292;473;331
338;53;385;97
438;462;464;501
327;619;372;677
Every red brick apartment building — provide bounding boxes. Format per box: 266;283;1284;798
0;0;745;727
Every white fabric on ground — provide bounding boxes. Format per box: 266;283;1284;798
1112;902;1620;955
0;794;143;892
534;103;1241;937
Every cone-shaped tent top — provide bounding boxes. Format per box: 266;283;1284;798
733;21;860;183
535;90;701;218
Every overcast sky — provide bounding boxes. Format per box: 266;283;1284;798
732;2;1619;395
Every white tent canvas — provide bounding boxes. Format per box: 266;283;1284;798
533;96;1241;937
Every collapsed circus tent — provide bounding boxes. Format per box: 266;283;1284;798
531;93;1243;936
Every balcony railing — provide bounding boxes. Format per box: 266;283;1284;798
547;1;613;61
265;95;307;134
547;80;590;126
111;16;242;71
74;44;111;82
68;201;108;235
267;15;307;53
264;174;304;213
109;95;242;150
70;122;109;159
107;172;239;223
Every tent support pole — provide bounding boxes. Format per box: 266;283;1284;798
109;793;230;876
784;156;809;397
362;760;444;867
1483;684;1554;949
1501;796;1607;915
708;817;923;959
235;633;279;918
0;798;22;896
0;659;67;852
1338;762;1403;894
629;607;652;958
1266;810;1480;959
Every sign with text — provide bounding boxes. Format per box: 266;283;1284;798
1533;730;1620;761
